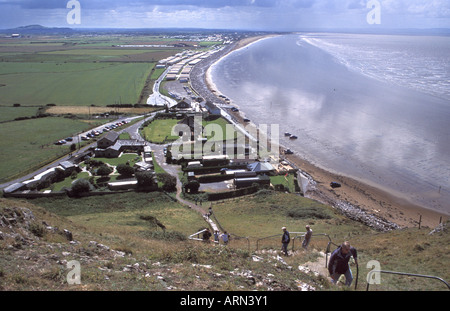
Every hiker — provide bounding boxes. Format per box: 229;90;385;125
328;241;358;286
213;230;220;243
202;228;212;243
221;231;230;245
302;225;312;250
281;227;290;256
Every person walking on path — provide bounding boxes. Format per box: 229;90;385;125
328;241;358;286
281;227;290;256
302;225;312;250
221;231;229;245
213;230;220;243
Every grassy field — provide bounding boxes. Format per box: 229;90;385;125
0;117;103;183
203;116;243;142
0;106;39;122
0;62;154;107
142;118;181;144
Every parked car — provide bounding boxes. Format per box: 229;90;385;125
65;137;73;142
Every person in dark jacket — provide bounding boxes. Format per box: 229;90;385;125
281;227;290;256
328;241;358;286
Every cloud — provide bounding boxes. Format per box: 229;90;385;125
0;0;449;29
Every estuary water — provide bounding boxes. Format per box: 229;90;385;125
210;33;450;215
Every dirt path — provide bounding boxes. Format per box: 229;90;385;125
149;142;220;233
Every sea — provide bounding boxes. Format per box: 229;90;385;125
210;33;450;215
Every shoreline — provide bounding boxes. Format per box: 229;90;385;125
194;35;449;230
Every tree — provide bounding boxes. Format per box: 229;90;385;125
117;163;135;177
97;165;113;177
71;178;91;195
135;171;157;190
157;173;177;192
184;180;200;194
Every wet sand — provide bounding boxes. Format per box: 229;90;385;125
197;35;449;230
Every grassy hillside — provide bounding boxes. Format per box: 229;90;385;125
1;190;448;291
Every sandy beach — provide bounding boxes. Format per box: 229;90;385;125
195;34;449;230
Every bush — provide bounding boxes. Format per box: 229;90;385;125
157;173;177;192
96;165;113;177
71;178;92;195
117;163;135;177
29;222;46;238
136;171;157;189
184;180;200;194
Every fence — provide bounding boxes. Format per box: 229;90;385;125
366;270;450;291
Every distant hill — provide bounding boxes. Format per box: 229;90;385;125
2;25;75;35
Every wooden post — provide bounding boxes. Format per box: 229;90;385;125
418;214;422;229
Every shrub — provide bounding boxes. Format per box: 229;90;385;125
29;222;45;238
157;173;177;192
117;163;135;177
136;171;157;189
184;180;200;194
71;178;92;195
96;165;113;177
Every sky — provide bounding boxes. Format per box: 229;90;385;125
0;0;449;31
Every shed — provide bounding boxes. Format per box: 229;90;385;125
247;162;275;174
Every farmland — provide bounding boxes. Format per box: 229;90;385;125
0;33;197;182
0;117;104;183
0;62;154;107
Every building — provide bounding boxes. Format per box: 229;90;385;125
234;175;271;189
3;182;27;195
107;180;138;191
247;162;275;175
97;131;119;149
134;161;154;172
201;101;221;116
173;98;192;110
95;139;147;158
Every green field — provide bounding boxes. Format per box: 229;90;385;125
0;106;39;122
142;118;181;143
0;62;154;107
0;117;103;183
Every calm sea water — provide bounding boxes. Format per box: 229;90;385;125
210;33;450;215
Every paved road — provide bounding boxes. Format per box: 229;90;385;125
146;67;178;107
